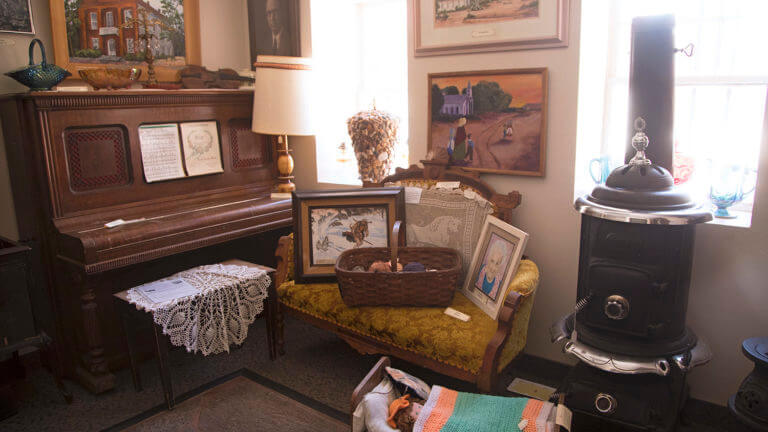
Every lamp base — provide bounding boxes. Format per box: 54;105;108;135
275;135;295;193
276;177;296;193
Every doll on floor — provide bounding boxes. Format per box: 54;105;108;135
387;394;426;432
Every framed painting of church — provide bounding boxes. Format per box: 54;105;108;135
48;0;201;83
428;68;548;177
412;0;569;56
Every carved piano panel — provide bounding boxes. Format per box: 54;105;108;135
0;90;291;394
230;117;272;170
64;126;132;192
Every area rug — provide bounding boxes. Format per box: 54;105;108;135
104;369;349;432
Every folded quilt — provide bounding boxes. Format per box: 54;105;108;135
413;386;555;432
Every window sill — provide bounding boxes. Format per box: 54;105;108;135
706;208;752;228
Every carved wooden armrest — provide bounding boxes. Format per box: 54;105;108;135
477;291;524;391
274;235;293;288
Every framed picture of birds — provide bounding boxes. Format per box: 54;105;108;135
292;187;405;283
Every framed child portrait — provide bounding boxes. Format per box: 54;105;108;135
461;215;528;319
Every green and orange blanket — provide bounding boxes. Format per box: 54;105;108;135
412;386;556;432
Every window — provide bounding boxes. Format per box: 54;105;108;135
105;11;114;27
126;38;134;54
576;0;767;225
123;8;133;27
311;0;408;185
89;12;98;30
91;37;99;50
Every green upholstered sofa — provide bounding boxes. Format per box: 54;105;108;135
270;162;540;392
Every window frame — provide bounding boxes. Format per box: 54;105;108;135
575;1;766;227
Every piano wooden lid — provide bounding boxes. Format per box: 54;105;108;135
57;197;291;274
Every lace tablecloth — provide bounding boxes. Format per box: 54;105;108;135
127;264;270;356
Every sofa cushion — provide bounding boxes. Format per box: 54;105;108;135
277;260;539;374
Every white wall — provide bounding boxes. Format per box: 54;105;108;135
2;0;766;406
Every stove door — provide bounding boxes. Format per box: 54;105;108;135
582;262;659;338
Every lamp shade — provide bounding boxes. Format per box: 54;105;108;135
251;56;314;136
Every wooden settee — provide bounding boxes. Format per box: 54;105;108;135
270;161;540;392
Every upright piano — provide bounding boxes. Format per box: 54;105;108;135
0;90;292;393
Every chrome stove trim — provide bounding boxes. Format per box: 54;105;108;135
672;338;713;372
574;196;713;225
563;339;671;376
550;313;574;344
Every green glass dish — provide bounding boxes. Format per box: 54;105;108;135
5;39;71;91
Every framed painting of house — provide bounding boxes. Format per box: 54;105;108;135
428;68;548;177
48;0;201;82
412;0;570;57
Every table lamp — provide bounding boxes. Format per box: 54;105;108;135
251;56;314;193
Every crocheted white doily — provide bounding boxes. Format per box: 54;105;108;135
127;264;269;356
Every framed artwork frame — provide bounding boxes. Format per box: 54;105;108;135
292;187;405;283
428;68;548;176
412;0;569;56
247;0;301;67
461;215;528;320
0;0;35;34
48;0;201;82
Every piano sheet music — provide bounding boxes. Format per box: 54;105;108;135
138;123;186;183
180;121;224;177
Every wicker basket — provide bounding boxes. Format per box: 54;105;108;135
335;221;461;307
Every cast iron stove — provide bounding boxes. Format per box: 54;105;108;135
551;15;717;431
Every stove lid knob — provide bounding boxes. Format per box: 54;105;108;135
595;393;618;414
604;295;630;320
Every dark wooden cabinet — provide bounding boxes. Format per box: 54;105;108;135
0;90;291;393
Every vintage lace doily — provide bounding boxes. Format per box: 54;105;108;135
127;264;269;356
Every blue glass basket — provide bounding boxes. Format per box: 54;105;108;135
5;39;71;91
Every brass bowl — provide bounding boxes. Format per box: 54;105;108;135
78;68;142;90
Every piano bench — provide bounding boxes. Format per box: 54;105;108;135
112;259;277;410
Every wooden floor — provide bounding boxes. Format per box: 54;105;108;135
123;375;348;432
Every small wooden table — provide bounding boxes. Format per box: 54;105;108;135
113;259;277;410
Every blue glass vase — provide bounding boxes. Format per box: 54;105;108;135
709;163;756;218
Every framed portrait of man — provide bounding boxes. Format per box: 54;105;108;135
247;0;300;65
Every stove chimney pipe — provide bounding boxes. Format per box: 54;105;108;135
626;15;675;172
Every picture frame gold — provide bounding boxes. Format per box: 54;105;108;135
292;188;405;283
412;0;570;57
428;68;548;176
48;0;201;83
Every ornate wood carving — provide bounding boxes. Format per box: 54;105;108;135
64;126;131;191
373;161;523;224
30;89;251;110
